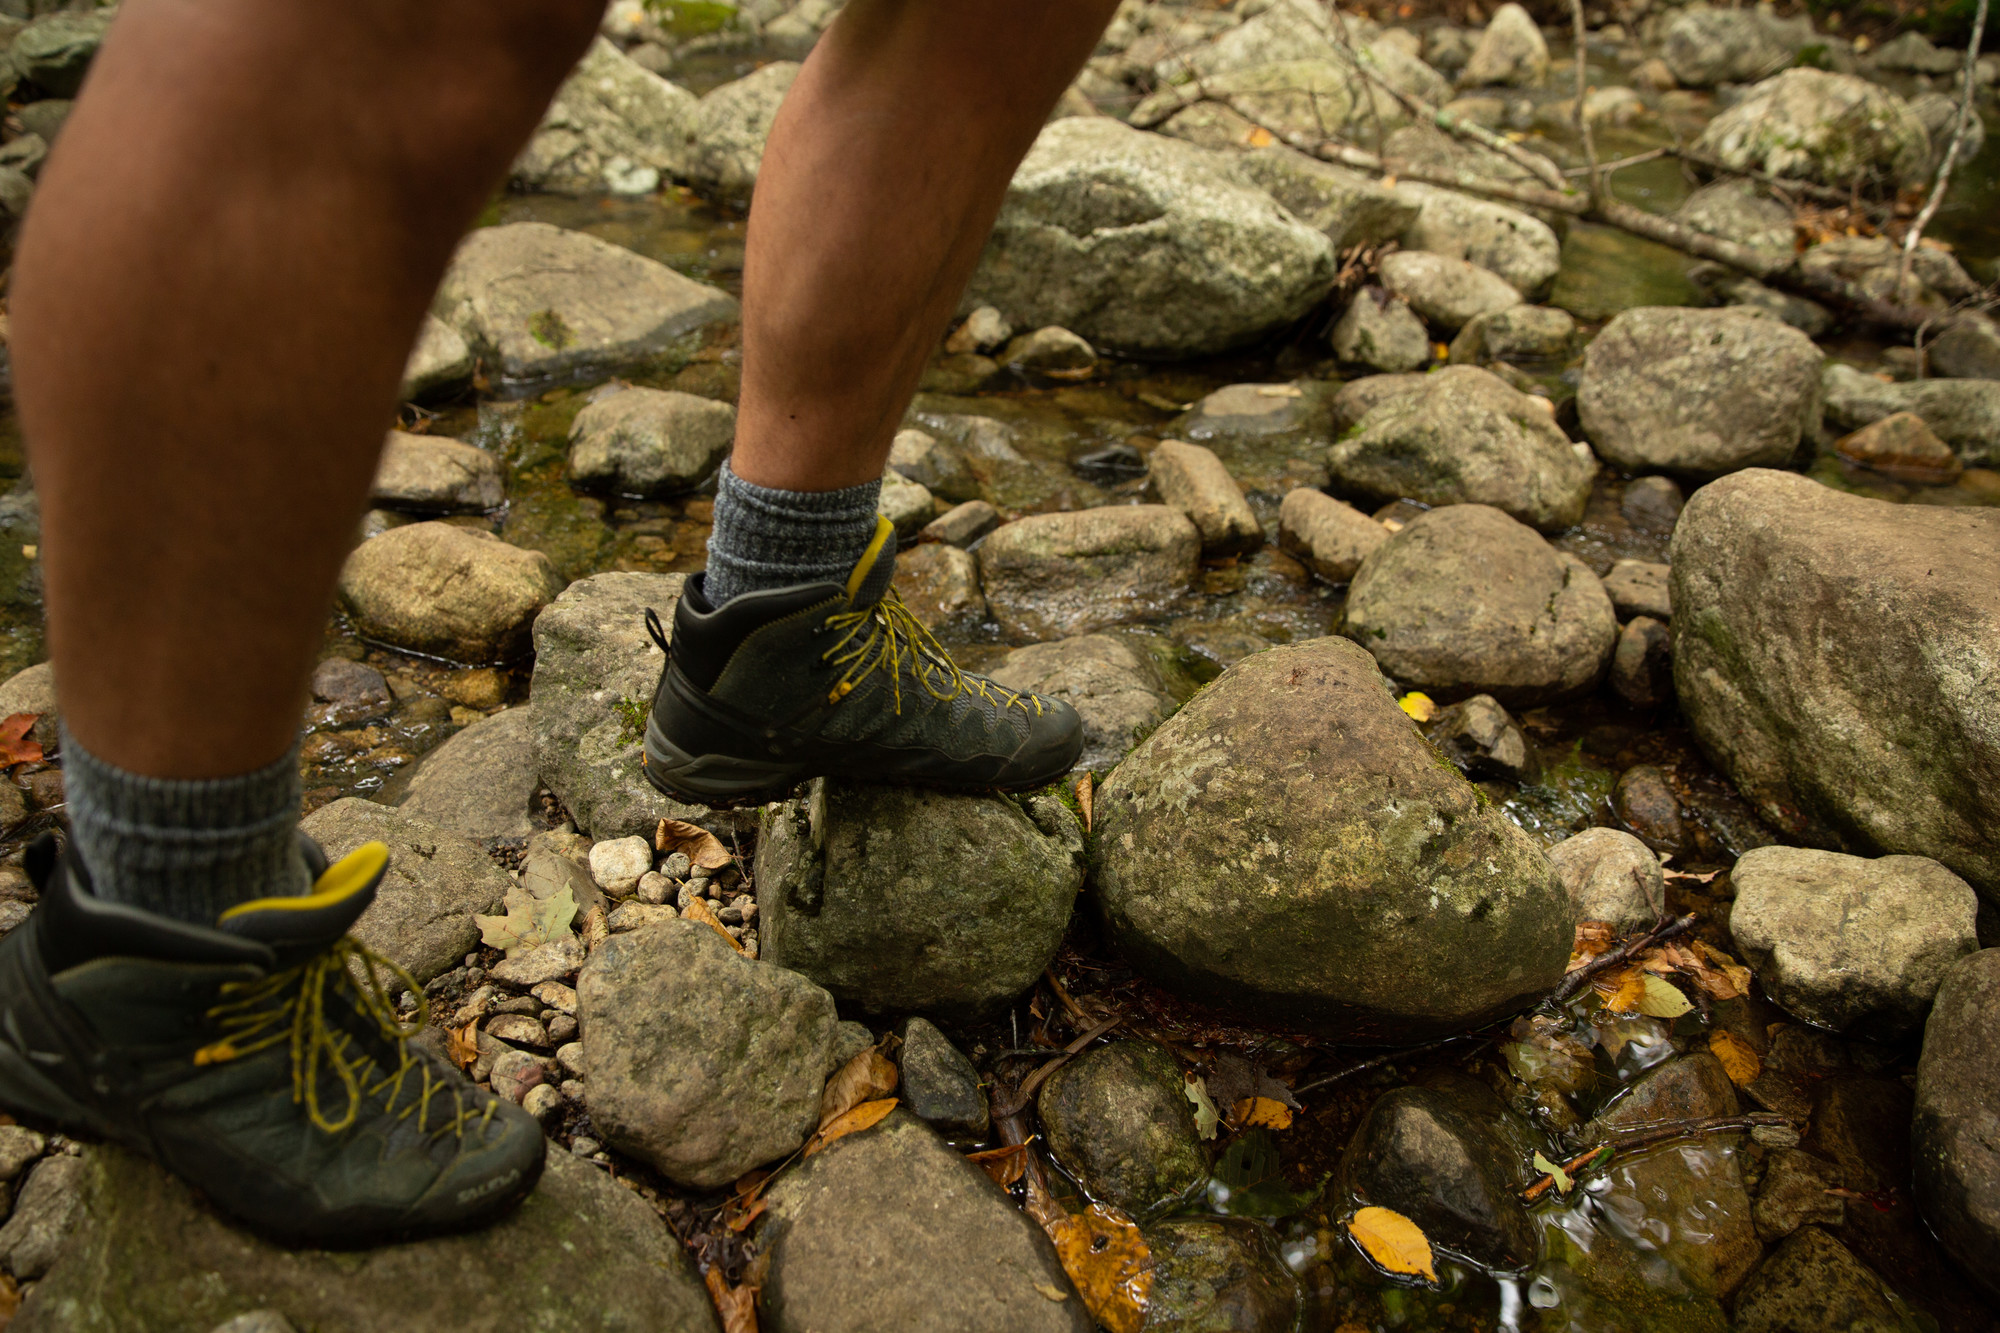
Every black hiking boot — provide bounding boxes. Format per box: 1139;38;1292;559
0;834;545;1246
643;516;1084;806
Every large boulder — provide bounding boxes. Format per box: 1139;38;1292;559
1692;69;1931;193
1729;847;1980;1040
337;522;564;664
578;921;836;1189
1094;636;1574;1041
1328;365;1594;533
1913;949;2000;1299
1671;470;2000;902
978;506;1199;641
1395;185;1561;297
965;117;1337;358
1661;8;1811;88
434;222;738;386
1732;1227;1913;1333
510;38;697;195
1233;145;1422;252
1578;307;1822;477
567;386;735;498
681;62;800;202
1345;505;1617;706
760;1112;1089;1333
1821;363;2000;468
528;572;750;841
395;706;539;844
985;635;1172;772
12;1147;717;1333
754;782;1084;1021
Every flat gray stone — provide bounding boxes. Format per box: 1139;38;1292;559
396;707;539;844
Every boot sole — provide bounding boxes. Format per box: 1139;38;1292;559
0;1040;121;1142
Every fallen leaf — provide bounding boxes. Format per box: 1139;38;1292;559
1600;965;1648;1013
1533;1150;1574;1195
0;714;41;767
820;1047;899;1128
1233;1097;1294;1130
1709;1030;1763;1086
1184;1076;1220;1141
1398;692;1437;722
1033;1282;1071;1302
724;1196;767;1233
1635;973;1693;1019
1076;772;1094;832
1380;174;1398;189
657;817;732;869
704;1266;758;1333
1046;1203;1153;1333
967;1143;1028;1189
1433;342;1452;361
1203;1051;1301;1113
1348;1205;1437;1284
803;1097;896;1156
1244;125;1276;147
1568;920;1617;968
473;883;577;956
445;1024;480;1072
1695;941;1754;999
682;896;745;953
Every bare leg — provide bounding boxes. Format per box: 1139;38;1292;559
729;0;1120;493
10;0;600;779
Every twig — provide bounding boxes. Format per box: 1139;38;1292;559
1328;40;1570;191
1632;864;1663;921
1564;146;1668;178
1043;967;1091;1025
1896;0;1989;302
1551;912;1698;1005
1568;0;1602;204
1522;1114;1794;1200
1291;1030;1496;1096
990;1013;1124;1118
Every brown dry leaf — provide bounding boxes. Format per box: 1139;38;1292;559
1046;1203;1154;1333
1348;1205;1438;1283
656;817;732;870
1075;773;1094;832
1696;941;1754;999
1233;1097;1295;1131
1568;921;1618;969
819;1048;899;1128
0;714;41;767
967;1143;1028;1190
724;1196;768;1233
445;1024;480;1072
1709;1030;1763;1087
682;897;745;953
704;1267;759;1333
803;1097;896;1157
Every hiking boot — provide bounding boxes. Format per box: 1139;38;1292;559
643;516;1083;806
0;834;545;1245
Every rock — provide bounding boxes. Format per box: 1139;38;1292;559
396;707;538;843
488;934;586;989
754;783;1083;1020
1148;441;1262;556
1142;1217;1304;1332
1094;636;1573;1039
1330;288;1431;373
309;657;391;720
1753;1149;1846;1242
1730;846;1979;1039
887;428;977;504
1671;470;2000;901
919;499;1000;548
1910;90;1986;176
578;921;834;1188
890;543;986;636
10;1147;716;1332
1546;827;1662;932
0;1126;44;1183
1832;411;1964;483
1869;29;1964;73
1732;1227;1909;1333
589;835;654;894
1141;60;1360;147
760;1111;1087;1333
1037;1041;1205;1217
1377;250;1521;334
896;1018;988;1137
1674;179;1800;259
0;662;55;733
209;1313;299;1333
397;315;475;403
510;39;696;195
299;799;511;982
1662;8;1808;87
965;118;1336;358
681;62;800;202
1329;365;1593;533
607;901;678;933
369;431;502;515
1233;145;1421;251
978;506;1199;641
1692;70;1931;193
567;387;734;498
1913;948;2000;1298
1613;764;1686;855
337;523;563;664
999;326;1095;375
1611;616;1674;711
946;307;1011;355
1277;488;1389;584
1578;307;1822;477
1345;505;1617;706
1621;476;1684;532
1459;4;1548;87
1426;693;1536;784
1821;364;2000;467
11;10;111;97
433;223;738;387
1339;1086;1538;1271
529;571;749;842
1602;559;1671;620
1799;235;1981;313
0;1154;84;1280
1167;380;1340;492
877;470;934;540
986;635;1171;772
1448;304;1576;365
1396;184;1561;296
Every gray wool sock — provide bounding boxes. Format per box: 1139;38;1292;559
702;460;885;605
61;724;312;923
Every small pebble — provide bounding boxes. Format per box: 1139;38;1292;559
659;851;692;879
522;1083;565;1127
676;881;699;911
570;1136;601;1157
547;1014;578;1045
635;871;672;906
531;980;578;1015
589;836;653;894
561;1078;586;1103
464;966;484;986
491;994;539;1016
464;952;480;969
556;1041;587;1078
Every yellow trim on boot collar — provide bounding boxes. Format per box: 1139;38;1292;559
844;515;895;604
216;841;390;921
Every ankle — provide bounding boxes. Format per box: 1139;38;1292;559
703;461;886;605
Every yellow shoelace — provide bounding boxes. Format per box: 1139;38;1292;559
194;939;493;1140
820;590;1046;718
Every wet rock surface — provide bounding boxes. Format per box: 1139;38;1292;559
1732;1226;1912;1333
1140;1216;1304;1333
896;1018;989;1138
979;506;1199;641
1913;948;2000;1297
1340;1086;1538;1272
1038;1041;1206;1218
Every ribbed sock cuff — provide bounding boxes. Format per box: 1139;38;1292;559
702;460;885;605
61;724;310;923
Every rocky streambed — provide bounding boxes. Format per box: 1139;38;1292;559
0;0;1993;1330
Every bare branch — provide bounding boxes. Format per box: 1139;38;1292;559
1896;0;1990;302
1568;0;1602;203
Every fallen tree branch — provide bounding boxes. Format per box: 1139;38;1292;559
1329;40;1570;191
1551;912;1698;1005
1896;0;1989;301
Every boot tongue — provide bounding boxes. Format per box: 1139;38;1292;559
843;515;900;609
217;841;387;962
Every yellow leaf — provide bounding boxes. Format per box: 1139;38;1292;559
1600;966;1648;1013
1348;1205;1437;1283
1046;1203;1154;1333
656;817;732;869
681;896;745;953
819;1048;898;1128
803;1098;896;1156
1399;692;1437;722
1244;126;1276;147
1709;1030;1763;1086
967;1143;1028;1189
1532;1150;1573;1195
1636;973;1693;1019
1432;342;1451;361
1233;1096;1294;1130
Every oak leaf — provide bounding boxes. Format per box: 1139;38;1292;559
0;714;41;767
819;1047;898;1128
